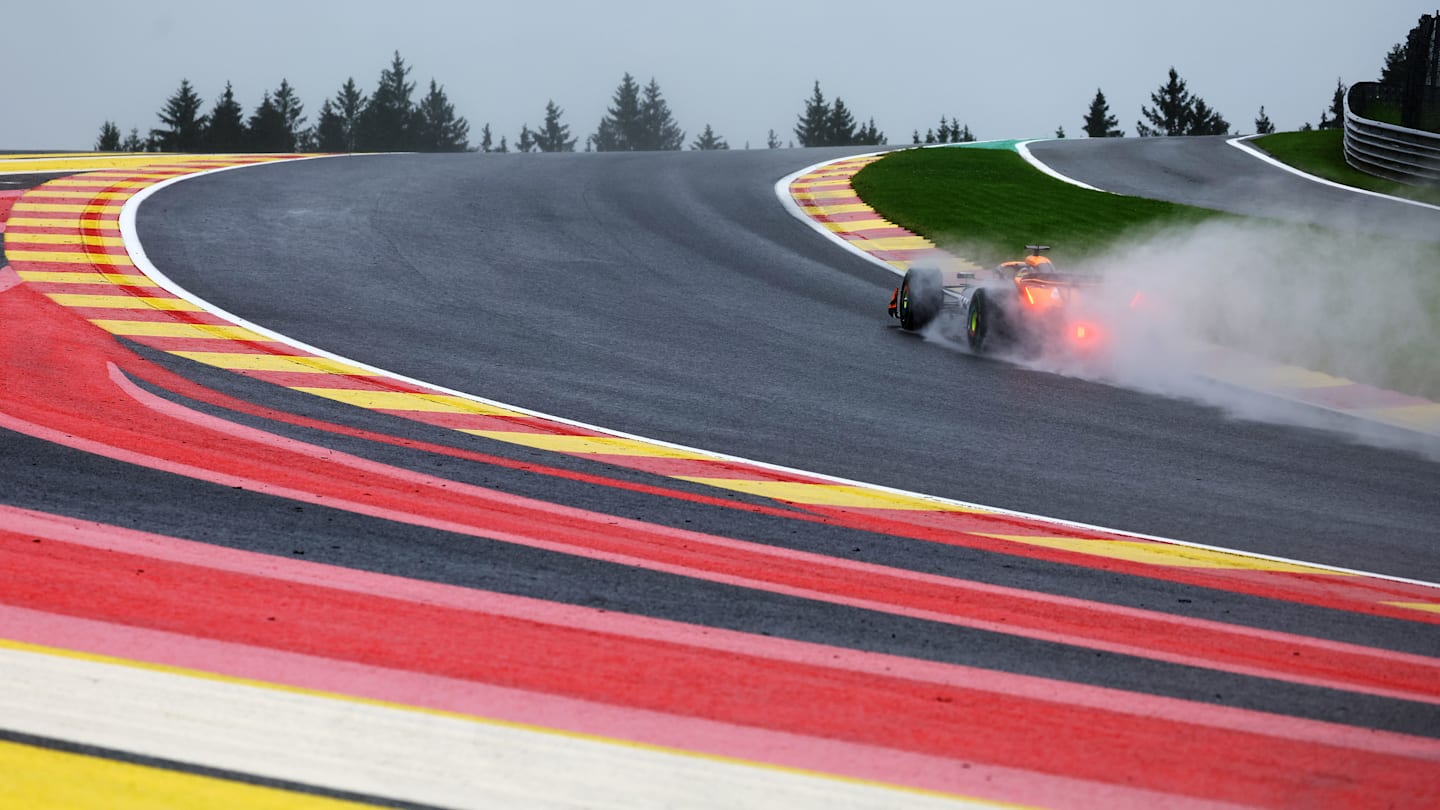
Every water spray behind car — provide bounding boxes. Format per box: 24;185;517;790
888;222;1440;456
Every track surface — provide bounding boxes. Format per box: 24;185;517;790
2;142;1438;807
133;147;1440;581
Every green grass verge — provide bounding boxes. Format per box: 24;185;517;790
850;147;1223;265
1251;129;1440;206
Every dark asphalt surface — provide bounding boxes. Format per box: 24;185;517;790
129;147;1440;584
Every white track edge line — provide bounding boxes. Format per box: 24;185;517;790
101;153;1438;591
1014;139;1109;193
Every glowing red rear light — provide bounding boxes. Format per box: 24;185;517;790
1070;322;1101;345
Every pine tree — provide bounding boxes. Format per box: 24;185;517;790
855;118;885;145
245;91;288;152
638;78;684;150
936;116;951;143
357;51;417;152
1379;42;1408;88
496;135;508;153
1137;68;1193;136
337;79;367;150
957;124;975;142
826;97;857;145
1055;125;1066;139
1082;88;1123;137
478;123;494;153
766;128;782;149
314;100;345;151
96;121;121;151
271;79;307;151
122;128;146;152
1254;105;1275;135
924;129;936;144
315;79;366;152
691;124;728;150
152;78;209;152
1318;78;1346;130
413;79;469;151
1188;97;1229;135
205;81;246;151
516;124;537;153
533;101;575;152
592;73;643;151
912;129;922;145
794;81;829;147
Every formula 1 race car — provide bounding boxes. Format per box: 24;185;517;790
887;246;1109;354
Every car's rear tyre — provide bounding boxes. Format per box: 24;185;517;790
966;289;1001;352
898;266;943;331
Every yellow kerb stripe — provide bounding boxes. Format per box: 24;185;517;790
790;180;854;190
24;190;132;200
171;352;379;375
678;477;982;511
1359;403;1440;430
3;232;126;247
2;217;119;229
6;250;133;266
0;739;376;810
977;534;1352;574
1384;601;1440;614
91;320;271;341
795;189;861;200
17;271;158;287
39;178;152;188
46;294;199;311
461;431;718;459
11;203;124;214
824;219;892;232
291;388;520;415
849;236;935;251
799;204;874;215
0;156;232;173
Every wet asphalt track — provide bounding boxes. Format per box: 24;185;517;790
124;143;1440;586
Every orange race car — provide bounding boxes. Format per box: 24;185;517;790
888;245;1119;354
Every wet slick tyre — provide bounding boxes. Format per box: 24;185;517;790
966;288;1000;353
898;266;943;331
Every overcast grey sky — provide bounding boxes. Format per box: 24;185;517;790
3;1;1428;150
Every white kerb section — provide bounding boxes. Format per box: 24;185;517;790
0;645;990;809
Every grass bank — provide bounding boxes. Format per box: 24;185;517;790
849;146;1221;265
1250;129;1440;206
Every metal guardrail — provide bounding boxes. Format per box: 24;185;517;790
1344;82;1440;185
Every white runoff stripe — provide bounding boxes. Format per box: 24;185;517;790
1013;140;1109;192
0;645;988;809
